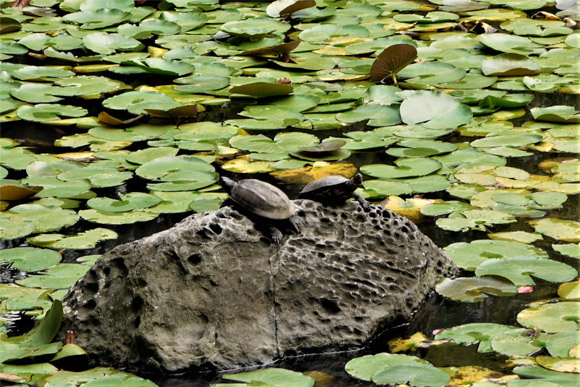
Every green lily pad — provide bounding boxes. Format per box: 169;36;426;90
221;18;290;38
64;9;131;30
362;179;413;198
16;104;88;122
0;204;79;240
478;33;544;55
361;158;442;179
27;228;118;249
543;331;580;357
336;104;401;127
435;323;521;353
12;66;75;81
345;353;431;382
513;365;579;385
175;74;229;93
471;134;543;148
517;301;580;333
436;276;518;302
221;368;314;387
37;367;156;386
102;91;179;114
531;105;580;124
79;209;159;225
444;239;548;271
475;257;578;286
397;62;466;87
399;91;472;130
554;243;580;259
529;218;580;242
490;328;544;357
83;32;144;55
135;155;216;183
89;124;172;142
481;53;541;76
372;364;450;387
54;76;127;97
488;231;543;244
0;247;61;272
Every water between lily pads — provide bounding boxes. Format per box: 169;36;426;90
1;97;578;386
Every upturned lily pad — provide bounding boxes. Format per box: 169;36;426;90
531;105;580;124
475;257;577;286
444;239;548;271
436;276;518;302
370;44;417;84
230;82;293;98
481;53;541;76
517;301;580;333
0;247;61;272
399;91;472;130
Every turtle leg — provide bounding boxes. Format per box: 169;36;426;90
268;226;284;245
353;192;371;211
289;215;303;234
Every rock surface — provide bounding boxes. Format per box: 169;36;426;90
62;200;458;372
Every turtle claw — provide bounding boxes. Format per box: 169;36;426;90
269;227;283;245
353;192;371;211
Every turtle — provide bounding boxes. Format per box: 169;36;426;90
299;173;371;210
221;177;301;244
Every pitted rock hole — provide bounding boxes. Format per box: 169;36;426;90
320;298;341;314
209;223;222;235
187;252;202;265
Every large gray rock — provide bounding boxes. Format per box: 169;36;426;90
61;200;457;372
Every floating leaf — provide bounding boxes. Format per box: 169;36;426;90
435;323;521;353
345;353;431;382
491;328;544;357
27;228;117;249
444;239;548;271
0;247;61;272
517;301;580;333
475;257;577;286
554;243;580;259
230;82;293;98
370;44;417;84
361;158;442;179
436;276;518;302
16;104;88;122
481;53;541;76
399;91;472;130
372;364;450;387
529;218;580;242
531;105;580;124
222;368;314;387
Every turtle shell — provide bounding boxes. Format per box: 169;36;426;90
230;179;296;220
299;175;354;202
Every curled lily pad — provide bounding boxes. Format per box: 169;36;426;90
531;105;580;124
436;276;518;302
370;44;417;84
481;53;541;76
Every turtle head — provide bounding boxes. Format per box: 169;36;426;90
352;173;363;186
220;176;236;193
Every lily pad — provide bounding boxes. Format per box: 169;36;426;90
16;104;88;122
345;353;431;382
435;323;522;353
443;239;548;271
27;228;118;249
372;364;450;387
517;301;580;333
361;158;442;179
0;247;61;272
531;105;580;124
481;53;541;76
436;276;518;302
221;368;314;387
399;91;472;130
475;257;578;286
529;218;580;242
